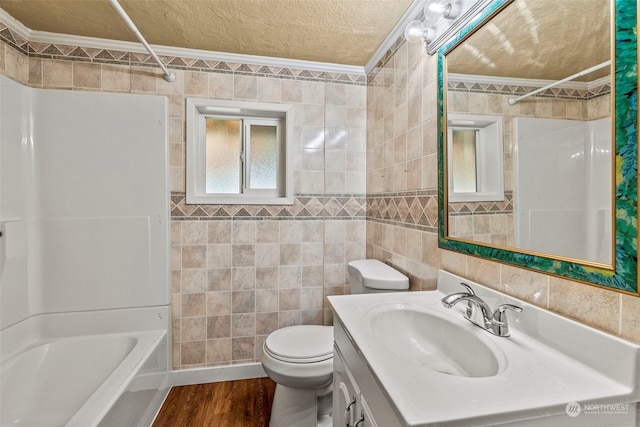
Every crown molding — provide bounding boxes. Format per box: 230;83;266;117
364;0;426;75
0;8;30;39
0;9;365;76
448;73;610;91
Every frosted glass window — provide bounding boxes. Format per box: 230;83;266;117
202;116;281;197
452;129;478;193
186;98;293;205
248;124;277;189
205;118;241;194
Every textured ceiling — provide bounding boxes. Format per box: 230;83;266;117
446;0;611;81
0;0;414;66
2;0;612;78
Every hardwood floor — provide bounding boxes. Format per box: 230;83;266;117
152;378;276;427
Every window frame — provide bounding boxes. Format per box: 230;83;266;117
242;117;283;196
186;98;294;205
447;113;504;202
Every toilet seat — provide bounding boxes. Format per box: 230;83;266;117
264;325;333;363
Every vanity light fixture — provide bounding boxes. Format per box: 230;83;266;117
404;1;457;45
404;0;494;54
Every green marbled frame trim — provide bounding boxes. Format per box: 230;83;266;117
437;0;638;293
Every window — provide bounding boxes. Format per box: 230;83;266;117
451;129;478;193
447;113;504;202
186;99;294;205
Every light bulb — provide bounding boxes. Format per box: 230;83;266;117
424;1;459;24
424;1;446;25
423;27;436;43
445;2;461;19
404;20;426;43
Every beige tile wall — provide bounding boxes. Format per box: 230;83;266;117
2;24;638;385
366;42;439;194
365;39;640;345
448;211;513;246
172;218;365;366
1;39;367;369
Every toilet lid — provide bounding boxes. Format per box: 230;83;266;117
265;325;333;363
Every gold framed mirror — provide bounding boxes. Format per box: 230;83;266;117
437;0;638;293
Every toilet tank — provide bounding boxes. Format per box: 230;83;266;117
347;259;409;294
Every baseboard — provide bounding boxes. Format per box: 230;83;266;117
171;363;267;387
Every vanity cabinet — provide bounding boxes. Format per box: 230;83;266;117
333;347;360;427
333;318;402;427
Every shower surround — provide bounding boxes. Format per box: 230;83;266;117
0;74;170;426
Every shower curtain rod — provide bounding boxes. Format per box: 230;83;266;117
508;60;611;106
108;0;176;82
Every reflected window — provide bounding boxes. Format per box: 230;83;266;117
451;129;478;193
447;113;504;202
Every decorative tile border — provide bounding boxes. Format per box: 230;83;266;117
448;192;513;216
448;80;611;100
0;22;366;85
171;193;366;220
366;190;439;232
173;188;442;227
0;24;27;52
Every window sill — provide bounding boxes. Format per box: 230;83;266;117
186;195;294;206
449;192;505;203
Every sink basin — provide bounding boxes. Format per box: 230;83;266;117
330;270;640;426
367;303;504;377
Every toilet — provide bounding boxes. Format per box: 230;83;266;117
261;259;409;427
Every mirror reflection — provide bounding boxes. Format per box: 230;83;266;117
444;0;612;265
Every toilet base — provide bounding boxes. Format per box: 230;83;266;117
269;383;332;427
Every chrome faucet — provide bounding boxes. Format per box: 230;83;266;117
441;282;522;337
440;282;476;319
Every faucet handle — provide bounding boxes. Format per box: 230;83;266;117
491;304;523;337
459;282;475;295
493;304;522;321
458;283;476;319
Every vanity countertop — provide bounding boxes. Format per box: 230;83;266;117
328;270;640;426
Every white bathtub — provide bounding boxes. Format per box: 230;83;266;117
0;307;170;427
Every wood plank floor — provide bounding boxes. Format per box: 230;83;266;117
152;378;276;427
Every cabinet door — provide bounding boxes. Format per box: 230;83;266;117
359;395;378;427
333;349;358;427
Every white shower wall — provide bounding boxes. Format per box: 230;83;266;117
0;76;33;327
514;116;612;265
0;75;170;329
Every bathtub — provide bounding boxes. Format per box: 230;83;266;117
0;307;170;427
